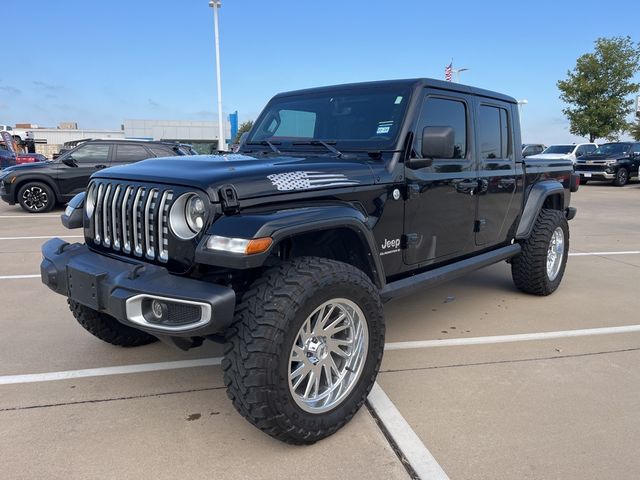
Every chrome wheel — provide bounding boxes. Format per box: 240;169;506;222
21;186;49;211
546;227;565;281
288;298;369;413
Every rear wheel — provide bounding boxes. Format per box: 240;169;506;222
17;181;55;213
511;209;569;296
68;300;158;347
223;257;384;444
613;167;628;186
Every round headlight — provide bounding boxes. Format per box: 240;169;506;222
169;193;207;240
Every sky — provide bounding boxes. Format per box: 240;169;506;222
1;0;638;144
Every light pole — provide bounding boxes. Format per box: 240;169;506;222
517;99;528;117
451;67;469;83
209;0;225;151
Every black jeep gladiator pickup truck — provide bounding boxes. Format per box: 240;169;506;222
41;78;579;444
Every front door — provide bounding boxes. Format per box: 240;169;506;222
403;91;477;266
56;143;112;197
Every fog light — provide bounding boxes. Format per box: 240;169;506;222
151;299;164;319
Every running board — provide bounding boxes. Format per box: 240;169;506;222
381;244;521;301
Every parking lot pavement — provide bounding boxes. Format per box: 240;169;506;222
1;184;639;479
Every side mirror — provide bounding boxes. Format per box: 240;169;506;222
239;132;249;147
62;156;77;167
61;192;85;229
407;126;455;169
423;126;454;158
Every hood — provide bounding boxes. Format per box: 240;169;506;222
94;153;376;201
0;160;55;173
527;153;573;160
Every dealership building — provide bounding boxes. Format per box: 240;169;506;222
22;116;236;157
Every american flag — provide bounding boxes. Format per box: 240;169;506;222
445;62;453;82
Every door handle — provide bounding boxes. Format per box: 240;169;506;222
95;164;108;169
498;178;516;191
455;180;479;195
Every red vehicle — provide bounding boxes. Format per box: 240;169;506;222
16;153;47;165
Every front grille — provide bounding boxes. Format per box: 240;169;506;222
88;181;174;263
575;163;607;172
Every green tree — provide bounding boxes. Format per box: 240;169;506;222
557;36;640;142
233;120;254;144
631;118;640;141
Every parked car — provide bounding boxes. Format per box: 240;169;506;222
0;139;191;212
522;143;546;157
0;143;16;169
529;143;598;164
42;78;578;444
575;142;640;186
16;153;47;165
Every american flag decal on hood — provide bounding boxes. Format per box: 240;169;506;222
267;171;360;191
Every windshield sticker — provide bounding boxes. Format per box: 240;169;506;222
267;171;359;191
394;96;403;105
376;120;393;135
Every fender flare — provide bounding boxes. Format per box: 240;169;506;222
515;180;564;239
195;204;386;288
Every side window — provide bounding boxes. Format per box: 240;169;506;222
414;97;467;159
70;144;110;164
272;110;317;137
478;105;511;160
116;145;152;162
149;146;176;157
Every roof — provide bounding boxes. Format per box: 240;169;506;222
273;78;517;104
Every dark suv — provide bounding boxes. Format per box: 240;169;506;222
575;142;640;186
0;139;192;212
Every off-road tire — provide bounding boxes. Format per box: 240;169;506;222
511;209;569;296
223;257;385;444
68;299;158;347
17;181;55;213
613;167;628;186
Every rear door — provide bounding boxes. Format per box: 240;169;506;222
403;90;478;265
474;101;519;246
111;144;155;168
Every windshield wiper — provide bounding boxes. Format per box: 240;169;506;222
246;140;282;154
293;139;343;158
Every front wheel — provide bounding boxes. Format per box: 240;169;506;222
68;300;158;347
613;167;628;186
17;181;55;213
511;209;569;296
223;257;384;444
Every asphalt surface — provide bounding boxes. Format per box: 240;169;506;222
1;181;639;479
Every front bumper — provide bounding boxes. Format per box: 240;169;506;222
578;170;614;180
41;238;236;341
0;182;13;204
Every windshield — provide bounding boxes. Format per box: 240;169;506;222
245;86;411;153
542;145;574;154
592;143;631;155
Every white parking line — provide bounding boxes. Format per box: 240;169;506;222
2;324;639;385
368;383;449;480
0;235;83;241
569;251;640;256
0;358;222;385
0;215;60;218
384;324;640;351
0;274;40;280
